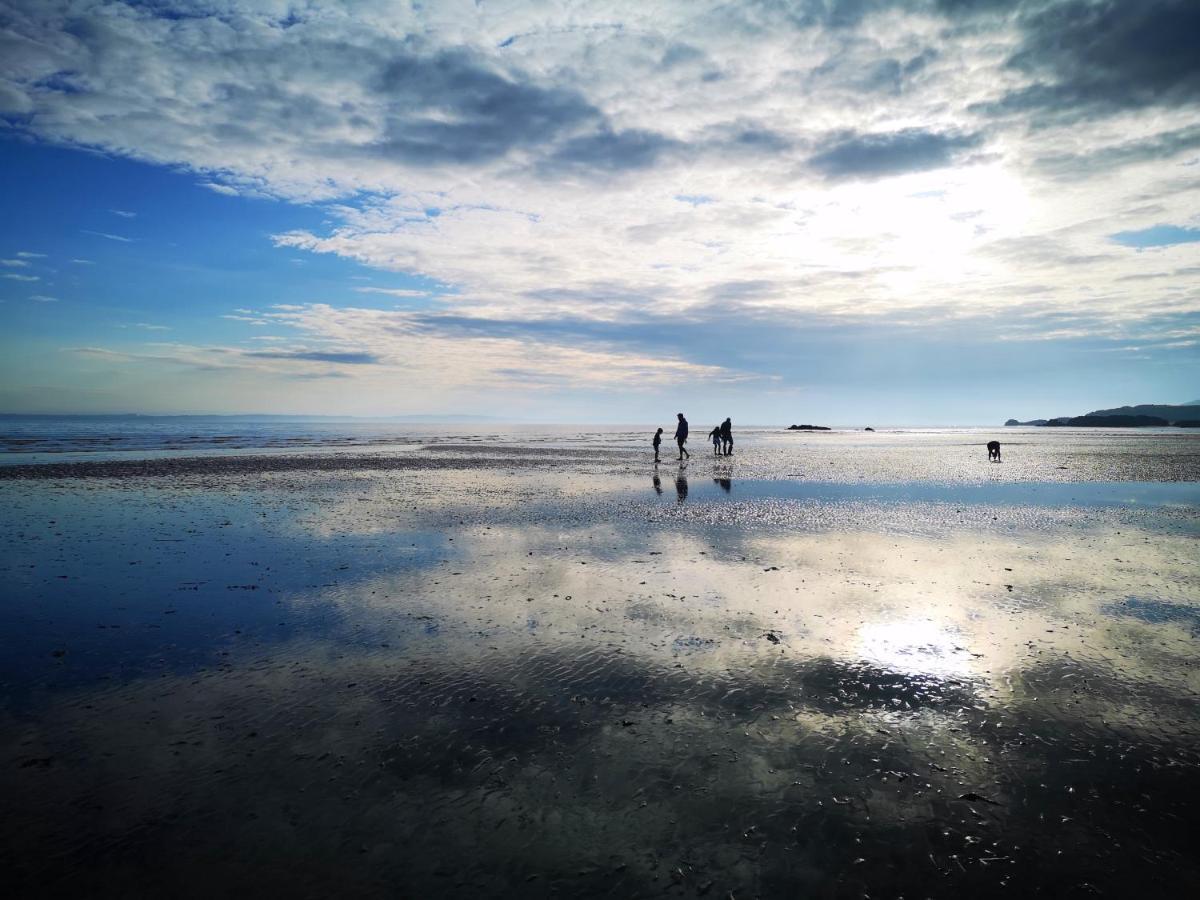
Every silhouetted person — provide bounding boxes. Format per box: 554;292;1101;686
720;417;733;455
714;477;731;493
675;413;690;460
987;440;1001;462
653;427;663;463
675;473;688;503
709;426;722;454
652;474;663;495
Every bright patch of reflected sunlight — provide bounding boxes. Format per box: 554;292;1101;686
854;617;977;678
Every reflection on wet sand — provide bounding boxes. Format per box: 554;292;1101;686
1;464;1199;897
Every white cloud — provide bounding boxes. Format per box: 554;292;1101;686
16;251;46;258
110;209;137;218
30;294;58;302
353;287;431;298
4;273;40;282
3;0;1198;385
1;258;30;267
81;230;133;242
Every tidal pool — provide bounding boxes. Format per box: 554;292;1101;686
1;456;1198;897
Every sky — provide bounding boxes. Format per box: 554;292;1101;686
0;0;1198;425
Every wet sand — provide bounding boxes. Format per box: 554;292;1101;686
2;433;1198;897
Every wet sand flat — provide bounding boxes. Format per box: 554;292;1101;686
2;432;1199;898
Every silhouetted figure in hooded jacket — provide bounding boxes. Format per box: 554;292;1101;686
675;413;690;460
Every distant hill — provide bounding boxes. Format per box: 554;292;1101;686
1044;414;1169;427
1084;404;1200;424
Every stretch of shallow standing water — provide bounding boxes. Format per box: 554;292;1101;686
1;425;1198;898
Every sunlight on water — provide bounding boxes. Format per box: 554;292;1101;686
855;618;977;678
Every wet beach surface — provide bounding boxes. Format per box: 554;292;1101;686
2;430;1199;897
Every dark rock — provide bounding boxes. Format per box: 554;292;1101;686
787;424;831;431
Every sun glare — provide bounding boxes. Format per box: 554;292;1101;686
855;617;977;677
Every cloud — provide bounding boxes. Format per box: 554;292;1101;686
200;182;240;196
81;230;133;242
369;48;600;166
30;294;58;302
3;273;40;282
985;0;1200;122
353;287;431;298
808;128;984;179
16;251;46;258
1;258;30;267
1034;124;1200;181
2;0;1198;384
541;128;682;175
110;209;136;218
245;349;381;365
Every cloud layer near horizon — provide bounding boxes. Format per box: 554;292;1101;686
2;0;1198;398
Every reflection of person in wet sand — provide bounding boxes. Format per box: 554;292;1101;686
675;413;690;460
652;474;663;495
675;473;688;503
714;477;731;493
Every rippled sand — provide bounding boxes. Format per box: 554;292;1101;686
1;435;1198;897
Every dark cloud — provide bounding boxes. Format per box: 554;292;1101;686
372;49;599;165
246;349;380;364
983;0;1200;122
1034;124;1200;180
808;127;983;178
541;128;682;174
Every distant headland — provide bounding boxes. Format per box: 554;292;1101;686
1005;403;1200;427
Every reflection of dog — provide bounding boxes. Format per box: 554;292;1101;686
987;440;1001;462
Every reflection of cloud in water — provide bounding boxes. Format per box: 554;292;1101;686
4;632;1199;897
1103;597;1200;635
3;471;1200;897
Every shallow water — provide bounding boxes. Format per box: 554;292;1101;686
1;436;1198;897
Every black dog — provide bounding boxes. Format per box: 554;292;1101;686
987;440;1001;462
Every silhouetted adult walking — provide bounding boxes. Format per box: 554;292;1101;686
720;417;733;456
675;413;690;460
